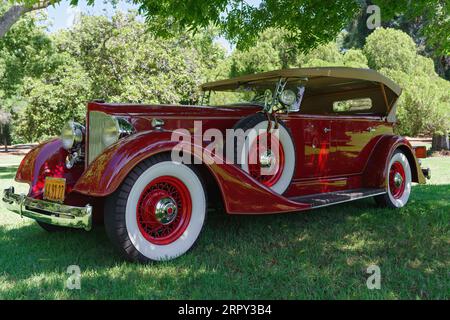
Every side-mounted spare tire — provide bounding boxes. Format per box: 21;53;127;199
232;113;296;194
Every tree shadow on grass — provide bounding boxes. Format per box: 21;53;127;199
0;184;448;299
0;166;18;180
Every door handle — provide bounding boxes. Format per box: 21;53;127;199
323;128;331;133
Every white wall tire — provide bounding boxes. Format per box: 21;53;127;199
233;113;295;194
375;150;412;208
104;153;207;262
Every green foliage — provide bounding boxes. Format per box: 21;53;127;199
129;0;450;56
394;73;449;136
343;49;369;68
0;8;54;98
363;28;417;72
373;0;450;55
229;32;369;76
302;42;344;67
0;6;57;143
54;13;222;104
4;1;449;57
135;0;361;52
342;1;450;81
14;55;91;142
9;12;227;142
229;28;303;77
365;28;450;136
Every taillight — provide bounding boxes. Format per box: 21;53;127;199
414;146;427;158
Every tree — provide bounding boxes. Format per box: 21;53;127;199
364;28;450;149
373;0;450;56
0;8;54;97
228;31;368;77
14;54;91;142
0;109;11;150
2;1;449;58
0;5;56;144
0;0;52;37
135;0;450;54
54;12;222;104
229;28;301;77
343;0;450;79
136;0;361;52
12;12;228;142
363;28;417;73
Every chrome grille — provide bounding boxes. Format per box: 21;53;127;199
88;111;115;164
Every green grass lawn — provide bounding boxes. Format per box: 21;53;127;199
0;156;449;299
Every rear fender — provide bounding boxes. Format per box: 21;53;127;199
363;135;425;188
73;130;311;214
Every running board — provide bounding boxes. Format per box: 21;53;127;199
290;188;386;209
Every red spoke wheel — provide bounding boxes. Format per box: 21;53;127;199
104;153;207;263
388;161;406;199
136;176;192;245
375;150;412;208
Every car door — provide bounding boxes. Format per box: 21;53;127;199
329;117;386;176
285;115;331;179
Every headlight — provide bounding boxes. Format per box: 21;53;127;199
279;89;297;106
102;116;120;147
102;117;134;147
61;121;84;150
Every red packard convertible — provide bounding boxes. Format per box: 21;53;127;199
2;67;430;262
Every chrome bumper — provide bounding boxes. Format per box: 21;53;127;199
2;187;92;231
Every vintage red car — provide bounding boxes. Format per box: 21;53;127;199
2;67;430;263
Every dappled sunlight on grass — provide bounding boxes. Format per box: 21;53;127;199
0;159;448;299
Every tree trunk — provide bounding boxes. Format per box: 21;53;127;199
432;132;449;151
0;1;51;38
0;5;29;38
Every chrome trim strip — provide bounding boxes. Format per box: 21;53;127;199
2;187;92;231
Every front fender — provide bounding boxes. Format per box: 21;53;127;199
363;135;426;188
73;130;176;196
73;130;311;214
15;138;84;198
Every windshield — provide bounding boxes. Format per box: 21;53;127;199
205;88;267;106
202;78;305;112
202;77;307;112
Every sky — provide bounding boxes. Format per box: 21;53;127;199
45;0;262;54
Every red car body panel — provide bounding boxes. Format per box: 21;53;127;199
15;101;425;219
363;135;423;188
73;129;312;214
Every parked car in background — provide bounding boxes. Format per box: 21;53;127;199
2;67;430;263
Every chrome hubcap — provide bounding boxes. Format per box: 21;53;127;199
394;172;403;188
154;197;178;225
259;150;275;168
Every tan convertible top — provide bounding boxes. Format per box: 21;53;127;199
201;67;402;121
201;67;401;96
